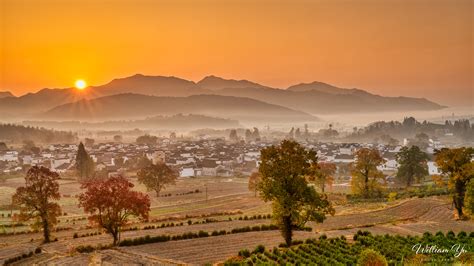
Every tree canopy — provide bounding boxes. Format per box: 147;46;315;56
12;166;61;243
75;142;95;181
396;145;429;187
435;147;474;218
309;161;336;193
257;140;334;246
137;163;178;197
78;176;150;245
351;148;385;198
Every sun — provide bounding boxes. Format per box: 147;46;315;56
75;79;87;90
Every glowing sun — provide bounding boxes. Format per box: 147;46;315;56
75;79;87;90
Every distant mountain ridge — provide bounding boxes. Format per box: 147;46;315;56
0;74;445;118
40;93;318;123
0;91;14;98
24;114;240;131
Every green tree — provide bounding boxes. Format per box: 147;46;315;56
257;140;334;246
351;148;385;198
465;178;474;216
12;166;61;243
137;163;178;197
75;142;95;181
396;146;429;187
357;249;388;266
435;147;474;218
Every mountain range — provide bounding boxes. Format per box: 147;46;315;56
0;74;444;122
0;91;14;98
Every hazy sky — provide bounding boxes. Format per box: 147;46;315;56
1;0;472;106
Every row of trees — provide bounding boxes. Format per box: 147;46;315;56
12;167;151;245
249;141;474;245
12;152;179;245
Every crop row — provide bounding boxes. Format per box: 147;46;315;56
227;230;474;265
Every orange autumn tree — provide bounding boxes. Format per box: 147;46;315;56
78;175;150;245
12;166;62;243
248;172;262;197
310;162;336;193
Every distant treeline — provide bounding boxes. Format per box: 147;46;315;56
349;117;473;143
0;123;77;144
23;114;240;131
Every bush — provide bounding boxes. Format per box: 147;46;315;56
73;233;79;238
238;249;251;258
253;245;265;254
357;249;388;266
76;245;95;253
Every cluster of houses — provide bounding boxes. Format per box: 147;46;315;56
0;138;445;180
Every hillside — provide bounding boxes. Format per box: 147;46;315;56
0;91;14;99
0;74;445;117
39;94;317;123
0;123;77;143
93;74;204;97
212;86;443;114
24;114;240;131
197;75;269;91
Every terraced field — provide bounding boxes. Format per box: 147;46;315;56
1;175;473;265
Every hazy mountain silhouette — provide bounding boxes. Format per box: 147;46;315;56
24;114;240;131
197;75;270;91
286;81;365;95
40;93;318;123
93;74;204;97
0;74;444;117
0;91;14;98
212;86;443;114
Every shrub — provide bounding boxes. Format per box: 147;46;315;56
238;249;251;258
76;245;95;253
357;249;388;266
73;233;79;238
253;245;265;254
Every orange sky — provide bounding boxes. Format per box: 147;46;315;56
1;0;472;106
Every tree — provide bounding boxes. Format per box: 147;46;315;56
136;154;153;170
248;172;261;197
465;179;474;216
23;140;40;155
84;138;95;147
137;163;178;197
229;129;239;142
12;166;61;243
395;146;429;187
0;142;8;151
136;134;158;145
435;147;474;218
113;135;123;142
357;249;388;266
257;140;334;246
410;133;429;150
75;142;94;181
78;176;150;245
351;148;385;198
309;162;336;193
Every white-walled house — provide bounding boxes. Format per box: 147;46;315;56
180;167;195;177
428;161;441;175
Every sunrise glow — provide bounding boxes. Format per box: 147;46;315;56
75;80;87;90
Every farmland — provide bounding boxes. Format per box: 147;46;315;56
0;176;473;265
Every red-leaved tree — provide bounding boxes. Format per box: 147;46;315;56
12;166;61;243
78;175;150;245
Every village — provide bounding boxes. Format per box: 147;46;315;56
0;135;444;183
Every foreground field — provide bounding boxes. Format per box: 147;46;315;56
0;176;473;265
